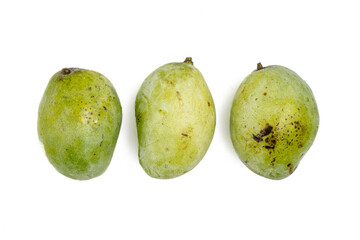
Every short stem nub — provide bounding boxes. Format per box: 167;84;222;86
257;62;264;70
184;57;193;65
61;68;71;74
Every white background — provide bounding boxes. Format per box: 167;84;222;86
1;0;359;239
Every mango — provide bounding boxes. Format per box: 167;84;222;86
230;63;319;180
38;68;122;180
135;58;216;179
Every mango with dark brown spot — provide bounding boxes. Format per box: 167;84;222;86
230;63;319;180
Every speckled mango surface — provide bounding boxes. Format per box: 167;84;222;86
230;64;319;180
135;58;216;179
38;68;122;180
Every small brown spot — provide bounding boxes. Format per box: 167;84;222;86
176;91;183;105
208;101;211;107
165;80;175;86
298;144;303;148
103;106;107;111
263;92;267;96
181;133;189;137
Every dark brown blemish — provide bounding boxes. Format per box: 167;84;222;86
259;124;273;137
208;101;211;107
263;92;267;96
253;134;262;143
100;134;104;147
264;145;275;149
271;158;276;166
103;106;107;111
288;163;295;174
253;124;273;142
181;133;189;137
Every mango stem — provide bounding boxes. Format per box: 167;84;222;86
184;57;193;65
257;62;264;70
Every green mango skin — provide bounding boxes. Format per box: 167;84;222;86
38;68;122;180
135;58;216;179
230;64;319;180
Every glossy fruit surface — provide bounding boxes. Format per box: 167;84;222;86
230;63;319;180
38;68;122;180
136;58;216;179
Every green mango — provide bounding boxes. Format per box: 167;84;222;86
135;58;216;179
38;68;122;180
230;63;319;180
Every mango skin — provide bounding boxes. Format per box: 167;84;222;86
135;60;216;179
38;68;122;180
230;65;319;180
